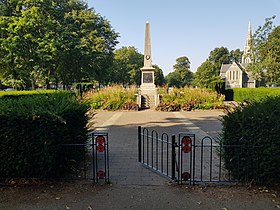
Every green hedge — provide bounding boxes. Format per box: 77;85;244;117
225;88;280;102
0;90;70;99
0;93;88;178
221;96;280;184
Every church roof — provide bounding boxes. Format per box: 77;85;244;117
220;64;232;73
220;62;250;74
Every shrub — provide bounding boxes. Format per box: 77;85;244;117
0;93;88;178
156;102;181;112
0;90;66;99
83;85;138;111
157;87;224;111
226;88;280;102
220;96;280;184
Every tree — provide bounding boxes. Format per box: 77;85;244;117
172;56;193;86
208;47;230;73
153;64;165;86
229;49;243;63
193;61;222;89
0;0;119;89
110;46;143;85
165;71;182;88
259;26;280;85
247;16;279;86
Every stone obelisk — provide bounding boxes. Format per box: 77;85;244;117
139;21;158;109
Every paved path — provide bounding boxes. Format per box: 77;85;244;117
92;110;223;186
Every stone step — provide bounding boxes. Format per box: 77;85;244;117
141;95;156;109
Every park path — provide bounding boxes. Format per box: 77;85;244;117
92;110;223;186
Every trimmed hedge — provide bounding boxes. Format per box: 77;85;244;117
221;96;280;184
0;90;69;99
225;88;280;102
0;93;88;178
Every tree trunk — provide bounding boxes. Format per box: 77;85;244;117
46;78;50;89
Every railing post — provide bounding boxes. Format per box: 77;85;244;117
138;126;142;162
171;135;176;180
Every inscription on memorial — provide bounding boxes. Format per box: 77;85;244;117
143;73;153;83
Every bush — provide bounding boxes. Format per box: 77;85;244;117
157;87;224;111
83;85;138;111
220;96;280;184
73;82;95;97
0;90;66;99
0;93;88;178
226;88;280;102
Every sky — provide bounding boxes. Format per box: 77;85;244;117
88;0;280;76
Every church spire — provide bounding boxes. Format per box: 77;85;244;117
242;21;252;63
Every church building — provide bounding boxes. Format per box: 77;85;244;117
220;22;257;88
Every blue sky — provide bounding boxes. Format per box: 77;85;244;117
89;0;280;75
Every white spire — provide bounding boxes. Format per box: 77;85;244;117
242;21;252;63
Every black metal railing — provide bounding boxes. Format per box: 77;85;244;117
139;127;264;185
177;134;264;185
138;126;177;180
60;131;109;183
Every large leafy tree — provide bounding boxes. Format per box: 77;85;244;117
168;56;193;87
247;16;279;86
208;47;231;72
0;0;118;89
193;60;222;88
153;64;165;86
260;25;280;85
229;49;243;63
110;46;143;85
165;71;182;88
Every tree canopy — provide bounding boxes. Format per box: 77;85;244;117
247;16;280;86
165;56;193;87
0;0;119;89
208;47;231;72
110;46;143;85
193;60;222;89
153;64;165;86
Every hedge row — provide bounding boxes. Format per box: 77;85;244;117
221;96;280;184
0;92;88;178
225;88;280;102
0;90;68;99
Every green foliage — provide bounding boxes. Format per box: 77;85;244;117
165;71;183;88
172;56;193;86
193;60;223;89
156;87;224;111
110;46;143;85
153;64;165;86
247;16;279;86
208;47;231;72
221;96;280;184
0;90;66;99
83;85;138;111
227;88;280;102
0;0;119;89
229;49;243;63
0;92;88;178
